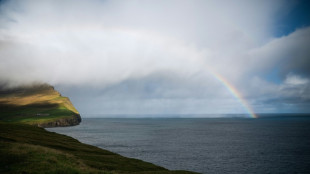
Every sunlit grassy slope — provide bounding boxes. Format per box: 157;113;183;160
0;122;197;174
0;84;80;126
0;84;198;173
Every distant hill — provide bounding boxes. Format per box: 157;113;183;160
0;83;81;127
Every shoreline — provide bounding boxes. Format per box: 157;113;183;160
0;121;198;174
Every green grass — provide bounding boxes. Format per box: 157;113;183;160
0;84;198;173
0;84;79;126
0;122;198;174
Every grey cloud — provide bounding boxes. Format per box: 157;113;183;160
55;71;247;115
248;74;310;113
0;0;308;114
247;27;310;80
0;0;291;87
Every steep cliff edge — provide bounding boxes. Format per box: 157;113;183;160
0;85;197;173
37;114;81;128
0;83;81;127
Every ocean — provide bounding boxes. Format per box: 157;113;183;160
47;115;310;174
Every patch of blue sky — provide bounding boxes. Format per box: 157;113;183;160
273;0;310;37
263;66;282;84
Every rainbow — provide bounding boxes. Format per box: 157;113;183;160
27;26;257;118
209;70;257;118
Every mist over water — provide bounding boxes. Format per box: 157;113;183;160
48;115;310;174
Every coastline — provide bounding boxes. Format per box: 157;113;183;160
0;84;197;173
0;121;198;174
48;116;310;174
36;114;82;128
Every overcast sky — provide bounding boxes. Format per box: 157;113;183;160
0;0;310;117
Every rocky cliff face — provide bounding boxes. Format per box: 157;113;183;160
37;114;82;128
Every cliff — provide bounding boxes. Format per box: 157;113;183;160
37;114;81;128
0;84;198;173
0;83;81;127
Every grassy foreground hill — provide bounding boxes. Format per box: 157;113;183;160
0;84;197;174
0;84;81;127
0;122;196;174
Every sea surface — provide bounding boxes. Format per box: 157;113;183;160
47;115;310;174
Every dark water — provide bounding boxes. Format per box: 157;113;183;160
47;115;310;174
